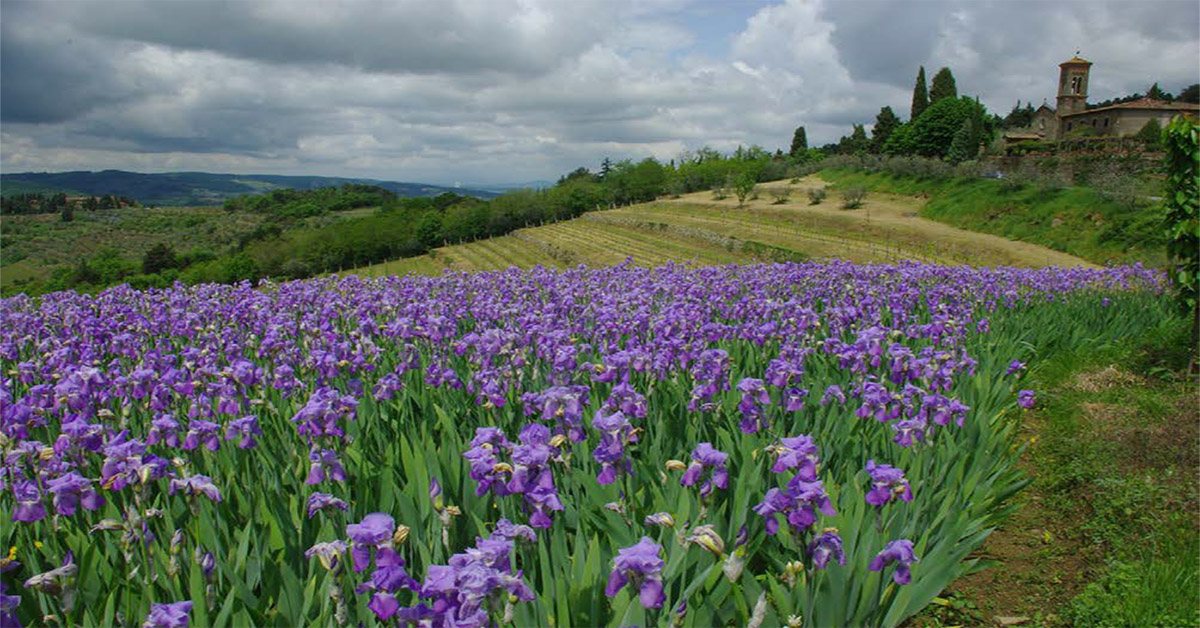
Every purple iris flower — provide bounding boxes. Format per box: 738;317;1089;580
1006;359;1027;375
224;415;261;449
769;434;820;479
1017;389;1036;409
346;513;396;573
307;447;347;485
1;581;19;628
601;382;647;419
373;372;404;401
783;387;809;412
864;460;913;507
463;427;512;497
591;410;635;485
146;414;181;447
809;529;846;569
509;424;564;528
680;442;728;497
736;378;772;433
11;480;45;523
521;385;590;442
305;540;349;572
100;434;170;491
605;537;666;609
868;539;919;585
821;384;846;406
397;531;535;626
356;549;420;620
292;387;358;442
182;420;221;452
46;472;105;516
492;519;537;543
168;475;223;503
753;477;836;535
891;416;928;448
306;492;349;518
142;601;193;628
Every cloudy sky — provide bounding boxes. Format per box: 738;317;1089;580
2;0;1197;185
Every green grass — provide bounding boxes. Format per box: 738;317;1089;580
818;169;1167;267
1025;320;1197;627
0;207;267;289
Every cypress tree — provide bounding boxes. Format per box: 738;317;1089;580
911;66;929;120
945;117;976;164
930;67;958;103
871;106;901;152
789;126;808;159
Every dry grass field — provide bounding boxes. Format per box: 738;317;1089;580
356;175;1091;277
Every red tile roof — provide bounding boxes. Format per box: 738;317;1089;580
1062;98;1200;117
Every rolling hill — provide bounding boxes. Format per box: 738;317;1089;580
356;175;1091;277
0;170;498;206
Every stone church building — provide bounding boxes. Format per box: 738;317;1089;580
1007;54;1198;143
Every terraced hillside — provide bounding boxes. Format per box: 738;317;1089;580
356;175;1092;276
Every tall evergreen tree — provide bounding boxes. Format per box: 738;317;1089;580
838;124;870;155
871;107;901;152
911;66;929;120
1147;82;1166;100
929;67;958;103
1178;83;1200;103
945;117;978;164
789;126;808;159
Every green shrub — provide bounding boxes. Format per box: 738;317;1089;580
807;188;827;205
840;186;867;209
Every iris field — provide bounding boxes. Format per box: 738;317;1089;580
0;260;1170;627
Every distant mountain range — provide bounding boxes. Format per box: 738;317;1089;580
463;180;556;193
0;170;499;206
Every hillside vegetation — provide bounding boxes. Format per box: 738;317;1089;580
358;175;1091;277
0;170;496;206
817;167;1166;266
0;207;268;290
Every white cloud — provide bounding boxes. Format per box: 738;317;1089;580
1;0;1196;184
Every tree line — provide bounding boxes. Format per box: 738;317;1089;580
221;183;399;218
1;192;137;220
13;148;806;296
801;66;994;165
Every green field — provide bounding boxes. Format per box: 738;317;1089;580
0;207;266;285
0;205;392;292
818;169;1167;266
357;175;1092;277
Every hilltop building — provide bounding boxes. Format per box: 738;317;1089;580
1005;54;1199;144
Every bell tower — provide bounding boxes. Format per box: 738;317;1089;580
1056;53;1091;117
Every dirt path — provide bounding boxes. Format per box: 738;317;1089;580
667;176;1095;268
910;356;1199;628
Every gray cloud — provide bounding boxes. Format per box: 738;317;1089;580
1;0;1196;184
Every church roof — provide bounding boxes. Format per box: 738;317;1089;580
1061;97;1200;117
1059;55;1092;66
